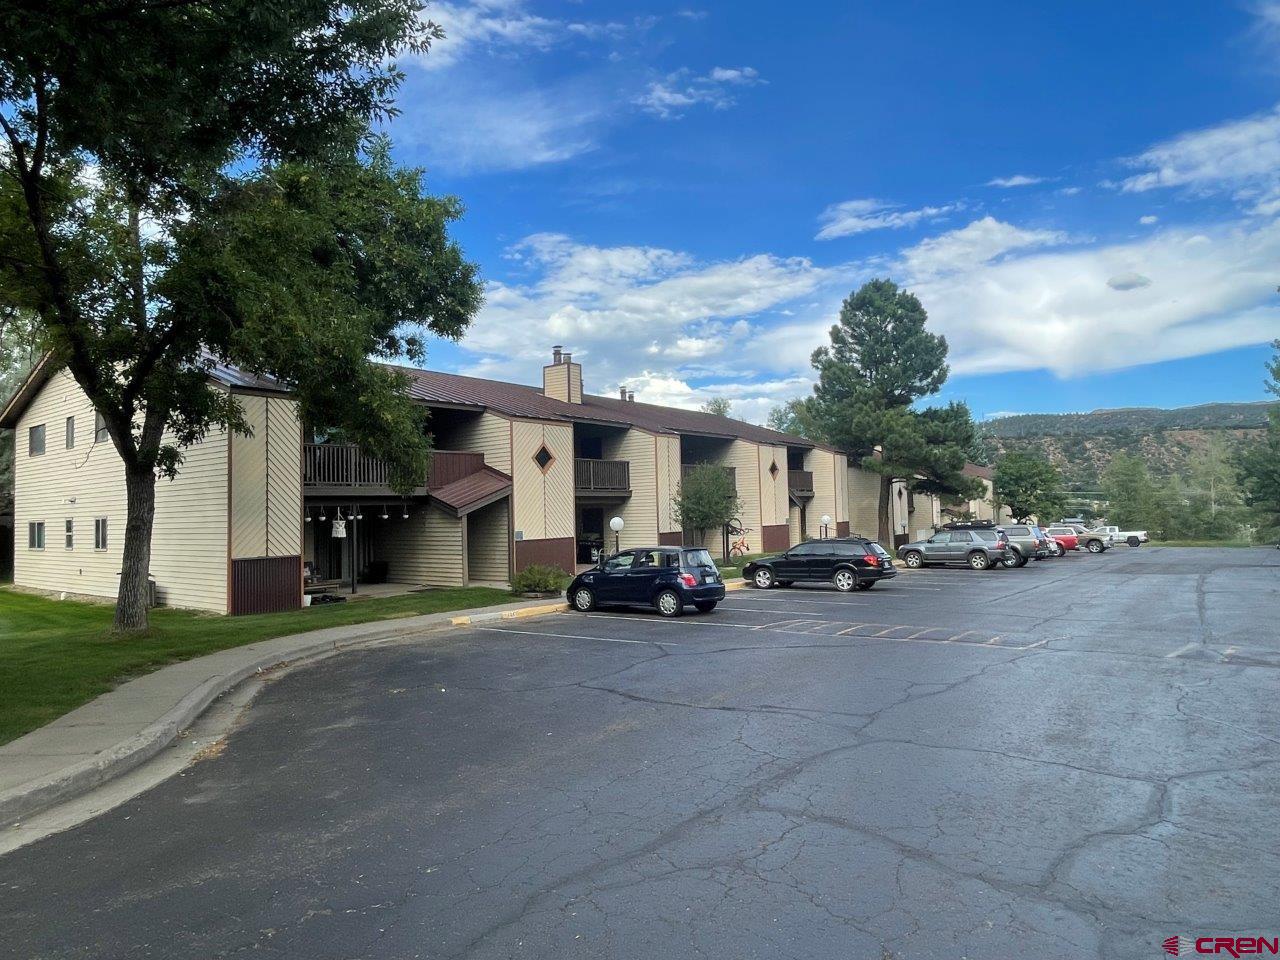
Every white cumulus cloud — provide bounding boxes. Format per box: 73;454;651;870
815;199;960;240
986;174;1048;188
635;65;765;119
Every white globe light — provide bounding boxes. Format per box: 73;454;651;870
821;514;832;526
609;516;625;532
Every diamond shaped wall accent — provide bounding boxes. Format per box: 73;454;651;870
534;444;554;472
769;460;779;478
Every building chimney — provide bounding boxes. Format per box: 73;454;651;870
627;390;635;402
619;386;627;400
542;345;583;404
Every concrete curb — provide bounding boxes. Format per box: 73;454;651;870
0;597;564;829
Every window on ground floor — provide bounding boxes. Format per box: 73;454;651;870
65;519;74;549
94;517;108;551
65;415;75;449
28;521;45;550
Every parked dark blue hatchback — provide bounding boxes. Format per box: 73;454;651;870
567;546;726;617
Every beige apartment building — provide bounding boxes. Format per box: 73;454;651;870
2;348;854;615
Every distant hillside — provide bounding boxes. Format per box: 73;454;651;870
982;401;1279;438
976;401;1278;490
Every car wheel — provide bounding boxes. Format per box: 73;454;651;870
1015;552;1029;567
753;568;775;589
832;569;856;592
1086;539;1103;554
855;581;873;590
571;587;596;612
903;550;923;569
655;589;683;617
694;601;717;613
1127;535;1141;547
969;551;991;571
1051;543;1064;557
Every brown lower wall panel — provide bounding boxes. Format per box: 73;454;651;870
658;531;684;546
231;555;302;615
836;521;850;537
515;536;576;575
761;524;790;553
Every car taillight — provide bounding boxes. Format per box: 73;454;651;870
861;555;880;566
679;573;698;587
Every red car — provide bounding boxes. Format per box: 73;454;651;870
1048;531;1078;555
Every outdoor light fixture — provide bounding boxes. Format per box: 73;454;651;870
821;514;832;539
380;504;389;520
304;508;311;523
354;506;363;520
318;508;327;522
609;515;624;554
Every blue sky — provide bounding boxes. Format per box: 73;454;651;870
387;0;1280;422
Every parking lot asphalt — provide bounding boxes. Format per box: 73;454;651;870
2;546;1278;960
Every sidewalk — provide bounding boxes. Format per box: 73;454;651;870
0;596;567;829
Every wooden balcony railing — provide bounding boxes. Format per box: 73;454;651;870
788;469;814;494
575;458;630;491
303;444;484;491
680;463;736;486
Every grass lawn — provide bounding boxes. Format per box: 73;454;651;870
0;584;512;746
716;552;764;581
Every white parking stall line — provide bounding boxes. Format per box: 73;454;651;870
1165;642;1201;658
473;626;680;646
718;596;870;607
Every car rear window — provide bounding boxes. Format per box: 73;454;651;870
682;549;716;570
834;541;868;557
1008;526;1030;536
973;530;998;541
868;542;890;557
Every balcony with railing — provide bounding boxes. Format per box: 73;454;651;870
574;458;631;496
788;469;814;497
303;444;485;497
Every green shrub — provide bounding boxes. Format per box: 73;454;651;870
511;564;571;595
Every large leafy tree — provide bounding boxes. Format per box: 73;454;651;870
809;279;980;543
0;311;38;514
0;1;482;631
1102;453;1159;530
1238;339;1280;540
994;451;1065;523
672;464;742;558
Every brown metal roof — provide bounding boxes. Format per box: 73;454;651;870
3;354;820;450
384;363;816;448
429;465;512;517
962;462;994;480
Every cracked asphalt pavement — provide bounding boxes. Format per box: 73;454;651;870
3;546;1279;959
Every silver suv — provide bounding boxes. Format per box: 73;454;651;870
1001;524;1051;567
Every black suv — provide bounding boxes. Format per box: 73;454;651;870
567;546;726;617
743;537;898;591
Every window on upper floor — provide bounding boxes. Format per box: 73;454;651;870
94;411;109;443
65;416;75;449
28;423;45;456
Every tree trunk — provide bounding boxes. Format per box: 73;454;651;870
114;465;158;632
877;474;893;547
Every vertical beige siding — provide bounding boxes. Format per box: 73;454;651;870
787;503;802;545
655;434;681;536
756;443;788;530
450;411;511;474
847;465;880;539
833;453;849;524
726;440;760;553
601;427;658;549
542;363;569;403
373;504;464;586
807;448;840;535
466;498;510;583
230;395;302;560
511;419;573;541
13;369;229;612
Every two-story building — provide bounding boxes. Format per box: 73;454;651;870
2;347;851;615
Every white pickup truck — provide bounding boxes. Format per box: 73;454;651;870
1092;525;1148;547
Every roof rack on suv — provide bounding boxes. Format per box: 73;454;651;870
941;520;998;530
